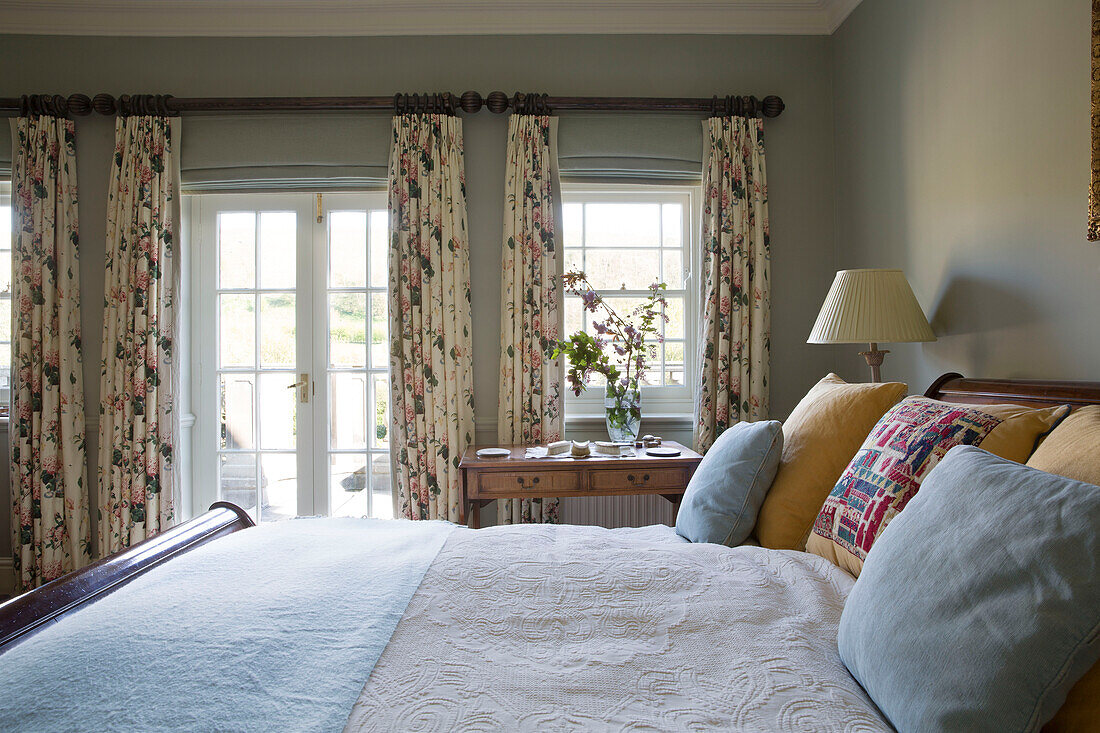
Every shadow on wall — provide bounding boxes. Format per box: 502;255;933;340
924;270;1053;376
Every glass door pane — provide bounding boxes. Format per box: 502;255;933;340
215;208;302;522
322;197;391;519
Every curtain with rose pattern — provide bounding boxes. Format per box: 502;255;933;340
9;115;90;592
497;114;564;525
98;115;181;555
388;113;475;522
693;116;771;451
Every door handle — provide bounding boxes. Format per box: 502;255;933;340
287;373;310;403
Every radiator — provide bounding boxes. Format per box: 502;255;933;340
558;493;676;528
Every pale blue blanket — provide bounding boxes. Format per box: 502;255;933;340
0;518;455;732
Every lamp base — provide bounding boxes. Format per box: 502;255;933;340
858;342;890;383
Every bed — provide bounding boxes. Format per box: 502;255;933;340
1;373;1097;732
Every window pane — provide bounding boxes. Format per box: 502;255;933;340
220;375;255;450
563;203;582;248
370;455;393;519
665;296;685;339
583;249;660;290
0;296;10;342
598;296;649;322
585;204;659;248
370;293;388;368
259;293;295;367
372;374;390;449
219;454;257;517
330;293;367;368
563;248;583;275
330;453;369;518
219;294;255;368
218;212;255;289
330;211;367;288
330;373;367;450
662;249;683;289
260;453;297;522
662;203;683;247
258;212;296;289
565;296;584;335
258;372;296;450
370;210;388;288
665;341;685;385
0;251;10;294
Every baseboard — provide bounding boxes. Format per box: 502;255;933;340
0;558;13;596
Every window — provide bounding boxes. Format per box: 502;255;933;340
0;183;10;404
191;192;391;522
561;184;698;416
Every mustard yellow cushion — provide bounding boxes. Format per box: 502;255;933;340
1043;664;1100;732
753;374;907;551
1029;405;1100;733
1027;405;1100;486
806;397;1070;577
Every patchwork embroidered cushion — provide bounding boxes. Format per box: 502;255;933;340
806;397;1069;576
754;374;907;550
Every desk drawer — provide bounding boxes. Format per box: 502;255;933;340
589;467;688;492
476;470;581;496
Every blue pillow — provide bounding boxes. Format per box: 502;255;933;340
675;420;782;545
838;446;1100;732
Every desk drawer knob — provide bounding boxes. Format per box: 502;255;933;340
516;476;540;486
627;473;650;484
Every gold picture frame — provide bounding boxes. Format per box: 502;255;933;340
1091;0;1100;240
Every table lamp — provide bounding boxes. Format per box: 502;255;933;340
808;269;936;382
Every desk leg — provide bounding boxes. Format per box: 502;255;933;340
458;469;468;526
661;493;684;515
471;500;481;529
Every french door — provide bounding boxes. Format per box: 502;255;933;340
192;192;391;521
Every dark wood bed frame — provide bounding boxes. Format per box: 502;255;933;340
1;373;1097;654
0;502;254;653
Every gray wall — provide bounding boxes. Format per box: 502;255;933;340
831;0;1100;388
0;34;841;554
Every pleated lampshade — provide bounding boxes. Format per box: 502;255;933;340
808;269;935;345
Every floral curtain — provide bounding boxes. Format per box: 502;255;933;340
693;116;771;452
388;113;475;522
9;115;89;592
98;115;181;555
497;114;563;525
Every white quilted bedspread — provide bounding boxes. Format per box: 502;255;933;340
345;524;891;732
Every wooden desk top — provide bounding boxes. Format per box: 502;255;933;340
458;441;702;470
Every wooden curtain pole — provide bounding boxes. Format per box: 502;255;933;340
0;91;785;118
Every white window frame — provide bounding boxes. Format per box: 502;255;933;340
560;182;700;421
189;191;390;520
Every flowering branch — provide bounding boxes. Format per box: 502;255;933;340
552;269;668;397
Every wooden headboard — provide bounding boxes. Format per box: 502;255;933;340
925;372;1100;410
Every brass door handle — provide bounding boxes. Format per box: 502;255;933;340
287;373;310;403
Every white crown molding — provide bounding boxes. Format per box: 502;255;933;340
823;0;862;32
0;0;863;37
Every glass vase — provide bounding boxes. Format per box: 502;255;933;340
604;386;642;443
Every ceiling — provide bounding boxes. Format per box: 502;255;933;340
0;0;864;37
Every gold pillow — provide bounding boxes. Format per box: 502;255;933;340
1028;405;1100;733
805;398;1070;577
753;374;907;551
1043;664;1100;732
1027;405;1100;485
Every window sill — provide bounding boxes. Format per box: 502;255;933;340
564;412;693;432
